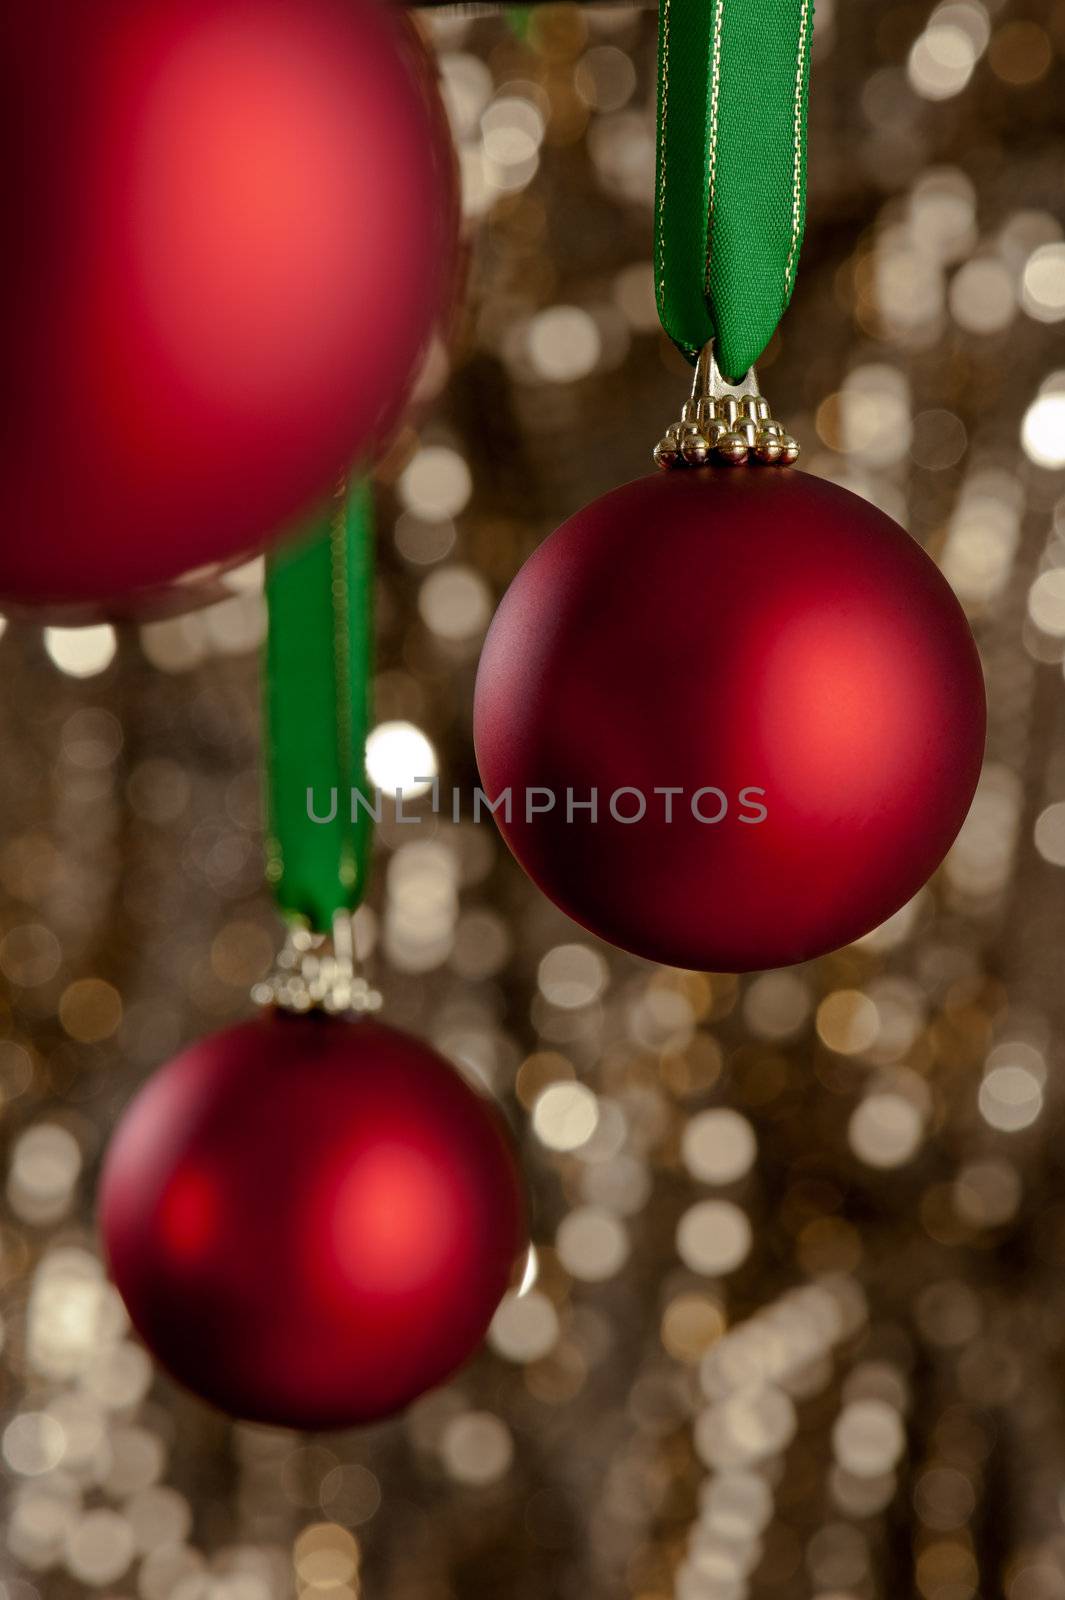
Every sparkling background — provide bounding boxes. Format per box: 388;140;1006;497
3;2;1065;1598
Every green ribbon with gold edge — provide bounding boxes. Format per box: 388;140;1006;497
655;0;813;380
264;480;374;932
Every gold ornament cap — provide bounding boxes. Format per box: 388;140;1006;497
654;342;800;472
252;912;382;1017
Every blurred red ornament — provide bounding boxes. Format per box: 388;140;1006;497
0;0;458;616
474;470;986;972
99;1015;525;1429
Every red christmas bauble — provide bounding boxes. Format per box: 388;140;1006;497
99;1014;525;1428
1;0;458;616
474;470;986;972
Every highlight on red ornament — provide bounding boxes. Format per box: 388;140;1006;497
0;0;459;618
474;469;987;973
98;1015;527;1430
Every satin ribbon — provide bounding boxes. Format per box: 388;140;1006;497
264;480;374;931
655;0;813;380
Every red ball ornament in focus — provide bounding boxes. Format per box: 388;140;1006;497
1;0;458;616
99;1015;526;1429
474;470;986;972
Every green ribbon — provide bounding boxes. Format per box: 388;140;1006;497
655;0;813;380
264;480;374;932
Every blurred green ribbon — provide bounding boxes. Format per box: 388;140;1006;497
264;481;374;932
655;0;814;379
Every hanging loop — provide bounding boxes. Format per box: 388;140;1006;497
687;341;761;413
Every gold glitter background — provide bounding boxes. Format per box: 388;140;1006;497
2;3;1065;1598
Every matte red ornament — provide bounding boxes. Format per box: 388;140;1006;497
474;470;986;972
99;1015;525;1429
1;0;458;616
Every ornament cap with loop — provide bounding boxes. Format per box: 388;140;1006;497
252;911;383;1018
654;341;800;471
